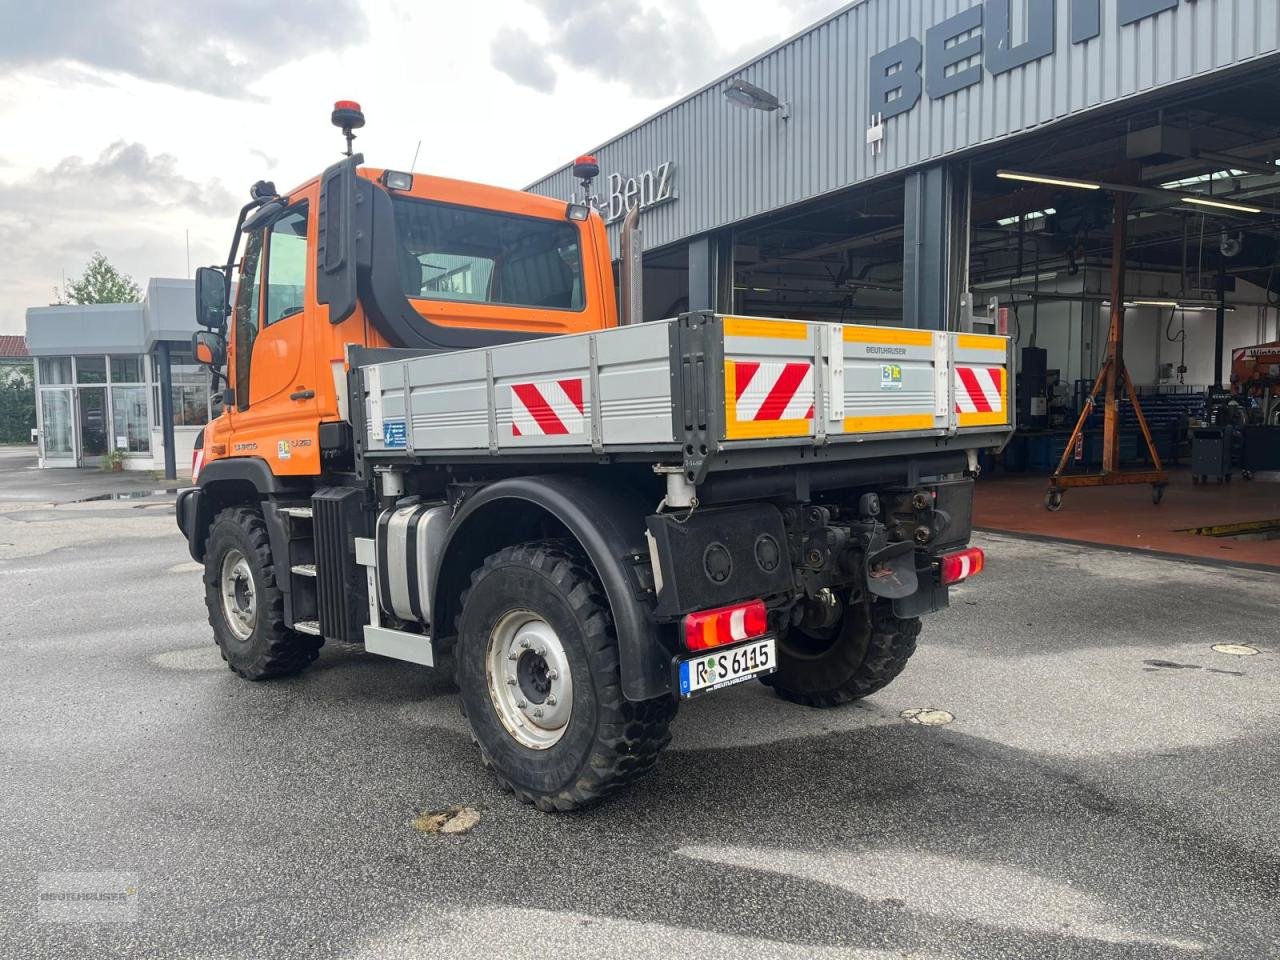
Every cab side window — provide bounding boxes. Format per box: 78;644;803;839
234;231;264;411
264;206;309;326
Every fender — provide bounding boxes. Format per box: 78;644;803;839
176;457;304;564
431;475;672;702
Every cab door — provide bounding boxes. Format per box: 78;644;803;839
229;201;319;474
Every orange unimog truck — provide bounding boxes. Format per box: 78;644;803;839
177;103;1010;810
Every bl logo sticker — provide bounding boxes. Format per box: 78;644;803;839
880;363;903;390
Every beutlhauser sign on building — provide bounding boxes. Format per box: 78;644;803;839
870;0;1188;121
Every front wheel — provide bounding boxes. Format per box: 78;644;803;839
764;599;921;708
203;506;322;679
455;541;675;811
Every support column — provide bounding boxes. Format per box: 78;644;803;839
156;340;177;481
688;232;732;314
1214;257;1227;389
902;163;963;330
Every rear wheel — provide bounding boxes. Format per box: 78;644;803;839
203;506;322;679
455;541;676;811
765;599;921;708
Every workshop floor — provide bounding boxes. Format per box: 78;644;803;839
974;467;1280;569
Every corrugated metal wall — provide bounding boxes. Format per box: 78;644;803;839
527;0;1280;253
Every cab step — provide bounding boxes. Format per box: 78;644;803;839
291;563;317;578
294;620;321;636
280;506;313;519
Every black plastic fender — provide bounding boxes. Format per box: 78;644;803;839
432;475;673;703
179;457;299;565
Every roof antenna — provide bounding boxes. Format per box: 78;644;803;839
331;100;365;158
409;139;422;173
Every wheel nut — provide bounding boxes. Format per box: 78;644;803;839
506;678;517;686
546;695;557;706
520;638;530;649
517;699;527;709
533;708;544;718
547;669;559;680
535;646;546;657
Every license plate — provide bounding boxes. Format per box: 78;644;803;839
677;637;776;698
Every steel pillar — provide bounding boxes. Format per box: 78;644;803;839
902;163;962;330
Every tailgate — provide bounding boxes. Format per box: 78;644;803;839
717;316;1011;443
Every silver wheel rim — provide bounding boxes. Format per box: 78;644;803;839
219;548;256;641
484;610;573;750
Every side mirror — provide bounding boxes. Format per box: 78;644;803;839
195;266;229;331
192;330;226;370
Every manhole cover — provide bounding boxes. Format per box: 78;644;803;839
1212;644;1259;657
900;708;954;726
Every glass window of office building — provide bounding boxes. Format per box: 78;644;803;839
35;350;212;464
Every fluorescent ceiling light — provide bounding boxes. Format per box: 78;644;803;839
1181;196;1262;214
1133;299;1179;307
997;170;1100;191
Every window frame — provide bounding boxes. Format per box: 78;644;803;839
392;195;587;314
233;230;265;412
263;204;310;329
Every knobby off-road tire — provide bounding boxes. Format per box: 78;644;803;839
765;600;921;708
203;506;322;679
455;541;676;812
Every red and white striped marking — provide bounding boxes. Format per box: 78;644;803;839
731;361;815;422
511;378;586;437
954;366;1004;414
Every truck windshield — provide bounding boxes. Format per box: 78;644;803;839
392;197;584;312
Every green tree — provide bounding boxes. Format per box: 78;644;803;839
0;363;36;444
62;252;142;304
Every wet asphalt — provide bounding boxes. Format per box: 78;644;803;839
1;446;1277;959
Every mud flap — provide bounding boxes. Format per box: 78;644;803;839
865;539;919;600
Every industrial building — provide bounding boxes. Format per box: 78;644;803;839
529;0;1280;561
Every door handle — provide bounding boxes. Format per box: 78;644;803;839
290;389;315;401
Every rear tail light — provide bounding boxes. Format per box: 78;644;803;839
939;547;985;585
683;600;769;652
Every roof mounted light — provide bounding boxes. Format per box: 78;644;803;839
331;100;365;157
724;78;789;119
566;202;590;222
380;170;413;191
997;169;1101;191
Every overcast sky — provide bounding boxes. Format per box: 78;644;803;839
0;0;846;335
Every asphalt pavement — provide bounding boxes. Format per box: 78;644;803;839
1;445;1277;959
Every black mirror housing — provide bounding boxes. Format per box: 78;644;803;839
195;266;229;331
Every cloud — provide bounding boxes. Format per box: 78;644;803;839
491;27;558;93
491;0;753;99
0;141;234;332
34;141;236;215
0;0;371;98
492;0;853;99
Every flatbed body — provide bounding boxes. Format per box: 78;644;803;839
357;312;1012;479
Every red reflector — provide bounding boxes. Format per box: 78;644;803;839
191;448;204;484
334;99;361;112
683;600;768;652
940;547;985;585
